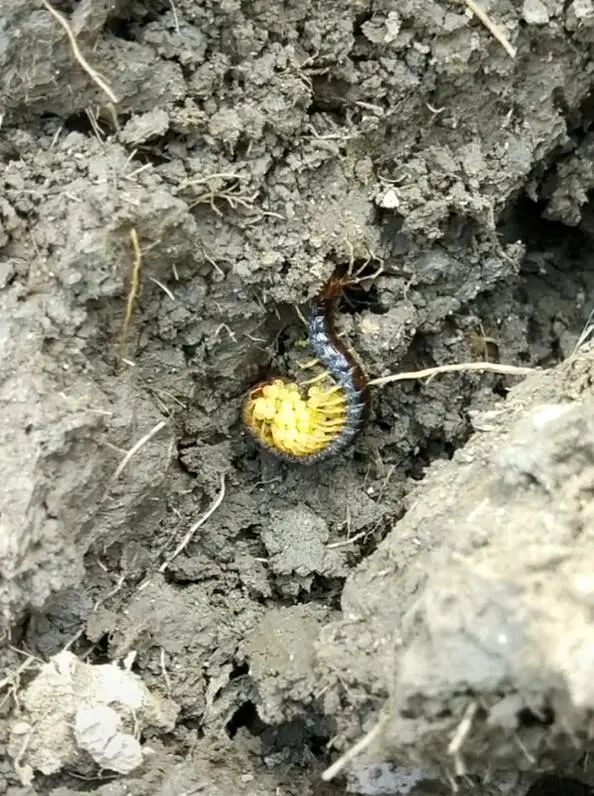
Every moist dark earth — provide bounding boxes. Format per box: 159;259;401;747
2;1;594;795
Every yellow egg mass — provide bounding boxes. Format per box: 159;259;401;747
243;378;349;459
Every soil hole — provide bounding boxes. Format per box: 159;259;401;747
525;775;592;796
339;259;387;316
499;193;586;259
517;706;555;727
308;76;349;118
225;700;266;738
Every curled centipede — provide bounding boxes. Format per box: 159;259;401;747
242;265;377;464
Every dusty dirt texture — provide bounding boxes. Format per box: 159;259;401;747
318;350;594;794
2;0;594;794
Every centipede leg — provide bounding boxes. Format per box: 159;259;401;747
349;260;384;285
300;371;334;386
362;262;384;282
344;241;384;284
298;358;320;370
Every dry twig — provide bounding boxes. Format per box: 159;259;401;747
118;228;143;360
463;0;517;59
39;0;119;104
149;276;175;302
368;361;534;388
0;651;42;712
327;528;370;549
185;173;283;220
572;308;594;354
190;181;259;216
448;700;478;755
160;647;172;694
159;473;226;572
448;700;478;775
108;420;168;486
321;718;386;782
0;655;38;693
168;0;181;35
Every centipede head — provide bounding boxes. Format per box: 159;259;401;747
242;377;349;461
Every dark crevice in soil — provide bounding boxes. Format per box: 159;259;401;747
81;632;111;665
124;143;175;166
59;109;123;141
35;770;118;794
176;714;206;738
406;434;461;481
338;264;388;316
302;575;345;608
308;77;350;118
517;706;555;727
499;193;585;254
225;700;266;738
223;700;335;781
541;87;594;170
525;776;593;796
105;14;142;42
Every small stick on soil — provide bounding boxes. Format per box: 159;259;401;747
108;420;168;485
149;276;175;302
118;228;143;361
572;307;594;354
448;700;478;756
514;733;537;764
448;700;478;775
444;767;459;793
0;651;42;712
39;0;119;104
159;473;226;572
160;647;172;695
321;717;386;782
0;655;39;692
463;0;517;59
203;252;225;279
168;0;181;35
214;323;238;343
327;528;369;549
368;361;534;388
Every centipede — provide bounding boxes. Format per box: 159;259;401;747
241;266;374;465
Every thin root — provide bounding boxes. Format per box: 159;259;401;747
321;717;386;782
572;307;594;355
301;371;334;386
448;700;478;757
159;473;226;572
117;228;143;361
344;241;384;284
106;420;168;489
160;647;172;694
326;528;369;549
149;276;175;302
168;0;181;35
39;0;119;103
463;0;517;59
368;361;534;387
298;358;320;370
0;655;38;695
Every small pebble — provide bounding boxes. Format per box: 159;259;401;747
522;0;550;24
